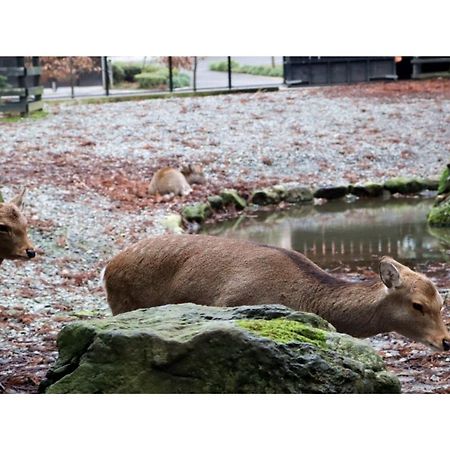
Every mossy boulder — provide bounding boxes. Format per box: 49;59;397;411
383;177;423;195
437;164;450;195
251;184;313;205
418;178;439;191
220;189;247;210
313;186;349;200
251;187;283;205
0;190;3;203
350;183;384;198
427;195;450;227
40;304;401;394
284;185;313;203
207;195;224;210
181;203;212;223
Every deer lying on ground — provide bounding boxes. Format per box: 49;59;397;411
148;168;192;197
0;189;35;265
102;234;450;351
181;164;206;186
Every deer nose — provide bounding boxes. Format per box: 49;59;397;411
443;339;450;351
26;248;36;259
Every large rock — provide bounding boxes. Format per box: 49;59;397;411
40;304;401;394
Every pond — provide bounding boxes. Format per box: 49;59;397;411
203;196;450;287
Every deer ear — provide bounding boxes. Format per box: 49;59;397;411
10;188;26;208
379;257;401;289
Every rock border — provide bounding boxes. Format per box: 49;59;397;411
166;176;440;232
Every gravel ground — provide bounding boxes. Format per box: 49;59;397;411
0;79;449;393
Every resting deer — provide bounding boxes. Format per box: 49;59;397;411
0;189;35;265
181;164;206;186
148;168;192;197
102;235;450;351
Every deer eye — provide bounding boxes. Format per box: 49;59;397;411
0;224;11;233
412;303;424;313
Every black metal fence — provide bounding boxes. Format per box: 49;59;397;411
2;56;448;103
0;57;43;114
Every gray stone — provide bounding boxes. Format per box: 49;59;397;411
40;304;401;394
350;183;384;198
313;186;349;200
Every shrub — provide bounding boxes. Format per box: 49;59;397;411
112;64;125;83
135;72;168;89
209;60;283;77
135;67;191;89
209;60;239;72
112;62;143;83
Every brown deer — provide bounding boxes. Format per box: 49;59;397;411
148;168;192;197
181;164;206;186
102;234;450;351
0;189;35;265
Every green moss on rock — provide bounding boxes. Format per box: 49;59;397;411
427;196;450;227
220;189;247;210
350;183;384;197
207;195;224;210
384;177;423;194
182;203;212;223
237;318;327;348
437;165;450;195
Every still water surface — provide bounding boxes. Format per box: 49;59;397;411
203;197;450;277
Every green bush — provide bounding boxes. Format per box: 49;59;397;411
135;67;190;89
135;72;168;88
209;60;283;77
209;60;239;72
112;62;143;83
112;64;125;83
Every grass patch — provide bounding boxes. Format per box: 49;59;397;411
0;109;49;123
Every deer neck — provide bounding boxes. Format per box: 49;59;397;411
306;278;392;338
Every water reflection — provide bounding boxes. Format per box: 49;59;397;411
203;198;450;272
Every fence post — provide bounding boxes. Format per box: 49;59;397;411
193;57;197;92
69;57;75;99
168;56;173;92
16;57;27;116
103;57;110;96
227;56;232;89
